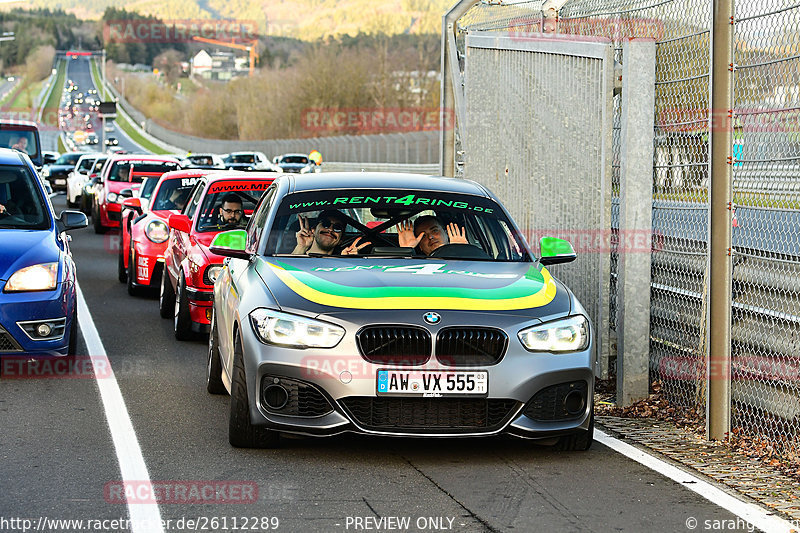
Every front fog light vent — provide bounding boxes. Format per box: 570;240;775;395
17;318;67;341
259;375;333;417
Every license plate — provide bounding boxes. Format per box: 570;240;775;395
377;370;488;397
55;179;66;185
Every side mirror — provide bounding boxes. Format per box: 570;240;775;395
57;210;89;232
122;197;142;214
538;237;577;266
209;229;250;260
119;188;134;198
168;213;192;233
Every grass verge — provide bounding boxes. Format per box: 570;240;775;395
9;79;44;112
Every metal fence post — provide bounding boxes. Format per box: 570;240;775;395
616;39;656;406
707;0;734;440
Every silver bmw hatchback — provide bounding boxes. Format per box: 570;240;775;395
207;173;594;449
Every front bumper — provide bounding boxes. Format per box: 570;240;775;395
235;315;594;439
100;203;121;228
187;286;213;333
130;240;166;288
0;281;75;356
47;173;69;191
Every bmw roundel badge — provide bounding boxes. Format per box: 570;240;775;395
423;312;441;325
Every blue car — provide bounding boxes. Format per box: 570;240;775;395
0;148;88;357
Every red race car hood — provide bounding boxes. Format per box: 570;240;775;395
191;231;226;264
150;209;182;221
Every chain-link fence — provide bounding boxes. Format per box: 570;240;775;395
731;2;800;456
450;0;800;460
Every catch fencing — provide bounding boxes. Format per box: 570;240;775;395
449;0;800;457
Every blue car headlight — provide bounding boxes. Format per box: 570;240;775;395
249;308;344;349
4;262;58;292
518;316;589;353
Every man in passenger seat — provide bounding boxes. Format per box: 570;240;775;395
291;209;370;255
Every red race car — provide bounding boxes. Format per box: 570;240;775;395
92;155;181;233
118;169;218;295
161;172;275;340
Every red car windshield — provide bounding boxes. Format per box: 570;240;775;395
151;177;198;211
108;161;179;182
195;180;271;232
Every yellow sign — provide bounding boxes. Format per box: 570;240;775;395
309;150;322;165
74;130;87;143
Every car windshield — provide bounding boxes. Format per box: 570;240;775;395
0;130;39;159
195;180;271;232
139;177;159;200
189;155;214;165
227;154;255;164
151;176;198;211
265;189;528;261
281;156;308;164
108;160;179;182
92;157;107;173
0;164;49;229
77;157;96;173
55;153;82;166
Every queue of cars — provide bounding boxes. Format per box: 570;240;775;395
179;151;319;173
6;139;595;452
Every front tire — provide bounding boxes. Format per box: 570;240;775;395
173;274;193;341
67;305;78;356
127;246;142;296
117;234;127;283
206;310;226;394
159;268;175;318
93;205;105;234
557;412;594;451
228;333;279;448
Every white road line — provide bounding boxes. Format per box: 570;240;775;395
596;429;796;533
76;283;164;533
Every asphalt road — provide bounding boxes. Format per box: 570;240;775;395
64;57;146;155
0;192;755;533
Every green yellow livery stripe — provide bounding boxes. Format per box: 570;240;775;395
265;261;558;310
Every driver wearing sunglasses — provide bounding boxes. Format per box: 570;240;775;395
291;209;370;255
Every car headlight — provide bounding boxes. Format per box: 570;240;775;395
518;315;589;353
4;262;58;292
204;265;222;285
107;192;118;203
300;166;312;174
42;167;50;177
249;308;344;349
145;219;169;243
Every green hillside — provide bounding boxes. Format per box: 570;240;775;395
17;0;452;39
